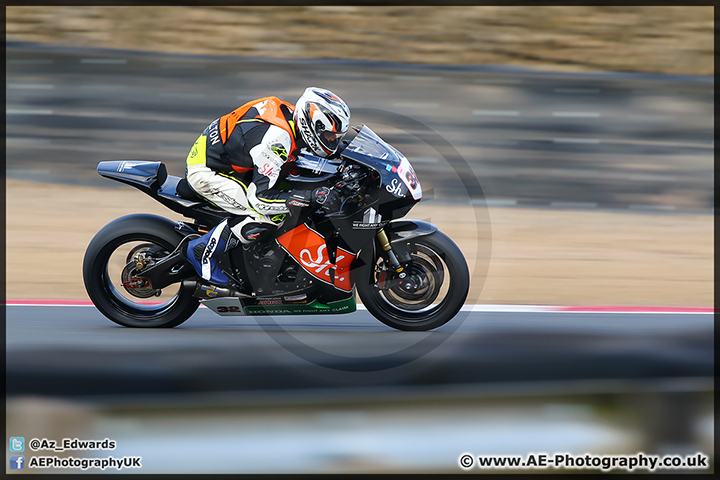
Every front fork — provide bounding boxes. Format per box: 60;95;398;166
377;228;405;274
375;228;411;289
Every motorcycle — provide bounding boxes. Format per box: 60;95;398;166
83;125;469;331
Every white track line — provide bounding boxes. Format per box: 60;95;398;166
7;59;54;65
472;110;520;117
550;201;599;208
482;199;518;207
81;58;128;64
6;109;54;115
552;138;601;144
5;301;712;314
552;111;601;118
7;83;55;89
628;205;677;211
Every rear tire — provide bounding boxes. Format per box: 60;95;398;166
357;230;469;331
83;214;199;328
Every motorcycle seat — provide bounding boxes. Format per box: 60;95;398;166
176;178;203;202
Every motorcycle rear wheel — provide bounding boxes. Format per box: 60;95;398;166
357;230;469;331
83;215;199;328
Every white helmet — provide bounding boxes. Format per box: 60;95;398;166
293;87;350;157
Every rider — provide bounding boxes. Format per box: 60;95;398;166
183;87;351;287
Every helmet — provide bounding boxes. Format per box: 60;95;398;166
293;87;350;157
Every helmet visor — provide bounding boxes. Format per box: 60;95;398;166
319;129;346;152
306;101;349;154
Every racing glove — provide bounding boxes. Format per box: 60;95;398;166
287;190;312;208
312;186;341;212
287;187;340;210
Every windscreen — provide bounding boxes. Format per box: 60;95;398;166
344;126;404;166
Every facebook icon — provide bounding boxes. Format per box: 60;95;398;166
10;455;25;470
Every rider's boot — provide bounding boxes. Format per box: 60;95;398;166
233;216;278;245
184;218;235;286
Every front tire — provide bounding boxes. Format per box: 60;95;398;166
83;214;199;328
357;230;469;331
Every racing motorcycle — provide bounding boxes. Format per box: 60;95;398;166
83;125;469;331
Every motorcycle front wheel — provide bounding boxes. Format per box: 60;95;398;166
357;230;469;331
83;214;199;328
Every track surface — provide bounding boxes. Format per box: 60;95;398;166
5;45;713;399
6;305;713;398
6;43;713;212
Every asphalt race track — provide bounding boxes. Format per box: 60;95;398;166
6;305;713;398
6;43;714;212
5;44;713;401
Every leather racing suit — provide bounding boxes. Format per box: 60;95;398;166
183;96;316;286
185;96;304;231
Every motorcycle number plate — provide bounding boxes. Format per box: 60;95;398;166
277;224;356;292
202;298;246;315
397;156;422;201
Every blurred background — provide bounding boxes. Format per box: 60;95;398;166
5;5;714;474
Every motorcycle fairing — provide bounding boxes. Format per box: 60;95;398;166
342;125;422;202
97;160;227;227
97;160;165;187
276;224;356;292
201;292;357;316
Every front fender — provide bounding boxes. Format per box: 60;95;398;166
384;219;438;244
351;219;438;290
353;219;437;265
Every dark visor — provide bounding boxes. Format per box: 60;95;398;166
321;130;344;148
